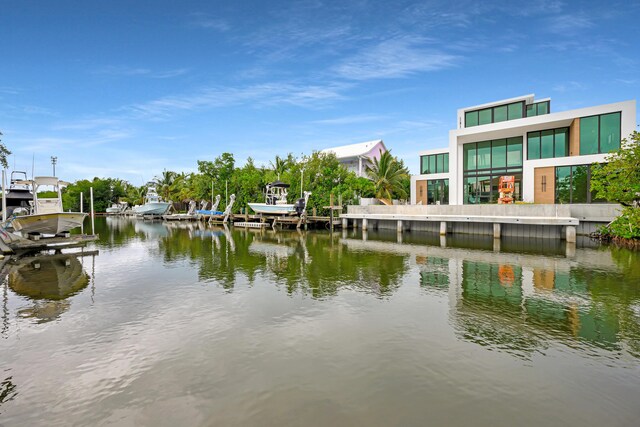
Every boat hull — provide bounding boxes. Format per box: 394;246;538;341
133;202;171;215
12;212;88;235
248;203;296;215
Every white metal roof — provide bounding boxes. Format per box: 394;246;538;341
321;139;386;159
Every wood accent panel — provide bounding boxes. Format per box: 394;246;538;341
569;118;580;156
534;167;555;204
416;180;427;205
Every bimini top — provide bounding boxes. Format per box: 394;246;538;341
268;181;290;188
14;176;70;188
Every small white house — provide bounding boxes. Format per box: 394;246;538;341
321;139;387;177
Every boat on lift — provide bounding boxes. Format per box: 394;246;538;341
106;201;128;215
2;171;33;216
132;186;171;216
248;181;310;215
11;176;87;235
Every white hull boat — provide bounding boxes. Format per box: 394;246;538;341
133;186;171;216
133;202;171;215
12;212;87;235
247;203;296;215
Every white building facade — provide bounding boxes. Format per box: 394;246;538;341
321;140;387;177
411;95;636;206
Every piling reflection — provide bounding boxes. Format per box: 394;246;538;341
6;254;90;323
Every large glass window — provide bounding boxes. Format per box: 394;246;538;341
554;128;567;157
507;137;522;167
580;116;599;155
579;112;620;155
494;105;508;123
464;101;525;127
508;102;523;120
427;179;449;205
465;111;478;127
600;112;621;153
492;139;506;169
527;127;570;160
555;164;605;203
420;153;449;174
478;108;492;125
463;137;523;204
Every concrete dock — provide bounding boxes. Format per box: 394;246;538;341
340;204;620;242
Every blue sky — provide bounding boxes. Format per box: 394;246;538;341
1;0;639;184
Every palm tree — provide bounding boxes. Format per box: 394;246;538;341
269;155;290;180
154;169;176;201
365;150;409;204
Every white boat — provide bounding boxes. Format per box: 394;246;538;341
11;176;87;235
248;181;310;215
133;186;171;216
106;202;128;215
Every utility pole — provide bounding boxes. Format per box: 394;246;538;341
51;156;57;176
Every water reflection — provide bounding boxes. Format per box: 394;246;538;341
5;254;91;324
340;234;640;359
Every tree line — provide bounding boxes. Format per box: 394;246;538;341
58;150;410;214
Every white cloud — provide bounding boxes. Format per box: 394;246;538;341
188;13;230;32
95;66;189;79
545;13;593;35
334;36;458;80
552;81;586;92
311;114;387;125
125;82;350;119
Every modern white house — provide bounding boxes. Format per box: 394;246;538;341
321;139;387;177
411;94;636;205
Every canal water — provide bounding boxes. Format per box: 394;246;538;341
1;217;639;426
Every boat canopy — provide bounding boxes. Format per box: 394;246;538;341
268;181;290;188
14;176;70;188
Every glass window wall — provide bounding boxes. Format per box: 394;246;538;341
420;153;450;174
464;101;525;127
527;127;570;160
526;101;551;117
463;137;523;204
555;164;606;203
427;179;449;205
579;112;620;155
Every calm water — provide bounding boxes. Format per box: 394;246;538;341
1;217;639;426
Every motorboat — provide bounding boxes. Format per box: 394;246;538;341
248;181;310;215
2;171;33;216
106;201;128;215
132;186;171;216
11;176;87;235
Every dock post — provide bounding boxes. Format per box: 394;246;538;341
90;187;95;236
2;170;6;223
342;217;348;229
330;194;334;233
362;218;368;231
493;223;501;239
439;221;447;236
565;225;576;243
397;220;403;233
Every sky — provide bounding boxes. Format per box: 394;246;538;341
1;0;639;184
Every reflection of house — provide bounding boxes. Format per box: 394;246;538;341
321;140;387;177
411;95;636;205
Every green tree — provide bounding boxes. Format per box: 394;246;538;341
0;131;11;169
591;131;640;240
365;150;410;202
154;169;177;201
269;155;291;180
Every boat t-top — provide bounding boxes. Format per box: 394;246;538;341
3;171;33;217
248;181;310;215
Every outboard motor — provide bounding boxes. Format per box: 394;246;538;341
294;197;306;216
